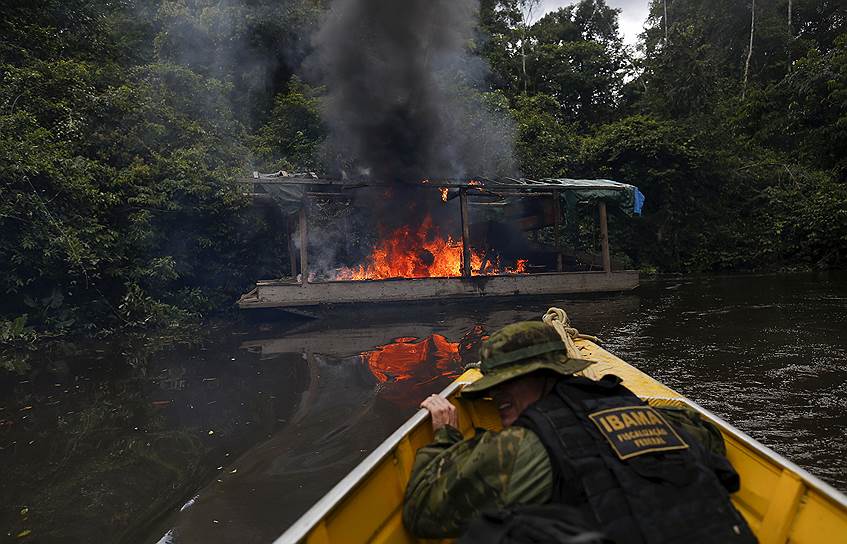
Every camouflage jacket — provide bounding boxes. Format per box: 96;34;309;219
402;406;726;538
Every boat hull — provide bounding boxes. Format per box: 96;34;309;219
238;271;639;309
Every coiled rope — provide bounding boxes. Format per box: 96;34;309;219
463;307;602;371
542;307;601;359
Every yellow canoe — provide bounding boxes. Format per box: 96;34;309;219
276;338;847;544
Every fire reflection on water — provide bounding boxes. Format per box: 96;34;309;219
361;325;488;407
362;336;459;407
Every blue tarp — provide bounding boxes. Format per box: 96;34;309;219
634;187;645;215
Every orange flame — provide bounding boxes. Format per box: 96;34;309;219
336;214;476;279
508;259;528;273
335;214;528;280
439;187;449;202
467;179;483;186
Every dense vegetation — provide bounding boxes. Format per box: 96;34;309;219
2;0;845;338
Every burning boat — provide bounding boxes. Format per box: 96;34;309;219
237;173;645;310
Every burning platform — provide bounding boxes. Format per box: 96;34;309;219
237;174;644;310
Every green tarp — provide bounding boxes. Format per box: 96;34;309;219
255;182;306;214
540;178;645;217
252;176;644;217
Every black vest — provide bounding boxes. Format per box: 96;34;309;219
514;375;757;544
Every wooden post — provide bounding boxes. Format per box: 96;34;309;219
299;206;309;286
460;188;472;278
598;201;611;274
288;215;298;277
552;189;563;272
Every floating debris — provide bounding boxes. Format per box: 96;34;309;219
179;495;198;512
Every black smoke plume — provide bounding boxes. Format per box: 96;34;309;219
309;0;516;182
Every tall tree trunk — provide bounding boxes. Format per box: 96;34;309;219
663;0;669;42
521;37;528;93
519;0;539;94
787;0;793;72
742;0;755;99
787;0;792;32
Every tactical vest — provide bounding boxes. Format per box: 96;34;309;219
514;374;757;544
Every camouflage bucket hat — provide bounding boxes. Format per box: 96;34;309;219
461;321;593;397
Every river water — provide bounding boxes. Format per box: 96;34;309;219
1;273;845;543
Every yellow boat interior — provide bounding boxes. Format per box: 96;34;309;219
277;338;847;544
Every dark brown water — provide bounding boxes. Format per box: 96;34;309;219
1;273;845;543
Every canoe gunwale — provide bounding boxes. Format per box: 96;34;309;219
274;377;473;544
664;396;847;510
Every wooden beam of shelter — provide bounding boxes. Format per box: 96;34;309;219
599;201;611;274
460;189;472;278
288;215;298;277
299;206;309;286
553;189;563;272
239;178;626;192
469;191;555;198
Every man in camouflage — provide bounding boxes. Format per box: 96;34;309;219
402;321;755;543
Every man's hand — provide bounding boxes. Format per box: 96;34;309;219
420;394;458;432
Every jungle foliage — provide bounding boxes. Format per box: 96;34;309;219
1;0;318;337
489;0;846;272
1;0;845;337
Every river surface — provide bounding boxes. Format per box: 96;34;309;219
1;272;845;543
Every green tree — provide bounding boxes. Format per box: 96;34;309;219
736;34;847;180
154;0;323;130
579;116;714;269
511;93;578;178
1;0;297;335
521;1;626;127
254;77;326;170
